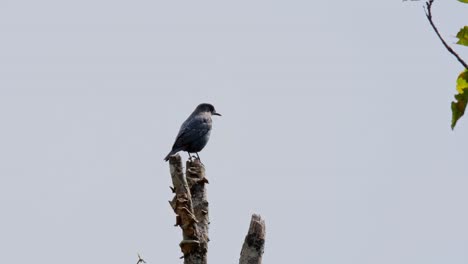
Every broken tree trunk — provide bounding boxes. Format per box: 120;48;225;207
186;158;210;257
239;214;266;264
168;153;265;264
168;154;209;264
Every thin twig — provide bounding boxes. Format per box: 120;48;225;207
424;0;468;69
136;253;147;264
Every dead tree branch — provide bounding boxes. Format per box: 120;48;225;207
424;0;468;69
186;158;210;258
168;154;209;264
239;214;266;264
168;154;266;263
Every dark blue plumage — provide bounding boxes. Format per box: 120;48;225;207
164;103;221;161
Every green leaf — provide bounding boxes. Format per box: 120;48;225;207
456;69;468;94
451;92;468;129
456;26;468;46
458;0;468;3
451;70;468;129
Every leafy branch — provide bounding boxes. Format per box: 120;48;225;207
423;0;468;69
413;0;468;129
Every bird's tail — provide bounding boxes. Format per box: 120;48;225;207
164;150;177;161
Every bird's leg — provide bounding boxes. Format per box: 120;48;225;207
187;152;193;161
194;153;204;166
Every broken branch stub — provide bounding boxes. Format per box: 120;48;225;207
239;214;266;264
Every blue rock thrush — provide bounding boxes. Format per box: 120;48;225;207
164;103;221;161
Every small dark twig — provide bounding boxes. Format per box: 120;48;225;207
136;253;147;264
424;0;468;69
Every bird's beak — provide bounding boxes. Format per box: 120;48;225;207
213;112;222;116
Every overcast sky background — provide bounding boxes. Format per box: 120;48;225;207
1;1;468;263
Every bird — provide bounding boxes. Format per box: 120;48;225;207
164;103;221;161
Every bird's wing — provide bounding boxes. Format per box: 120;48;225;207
172;115;211;149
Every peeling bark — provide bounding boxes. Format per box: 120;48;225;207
239;214;266;264
186;158;209;263
168;154;208;264
168;154;266;264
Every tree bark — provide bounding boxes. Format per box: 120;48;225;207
168;154;266;264
186;158;209;261
168;154;209;264
239;214;266;264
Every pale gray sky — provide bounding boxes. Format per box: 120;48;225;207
1;1;468;263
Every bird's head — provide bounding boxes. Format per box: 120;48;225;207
196;103;221;116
